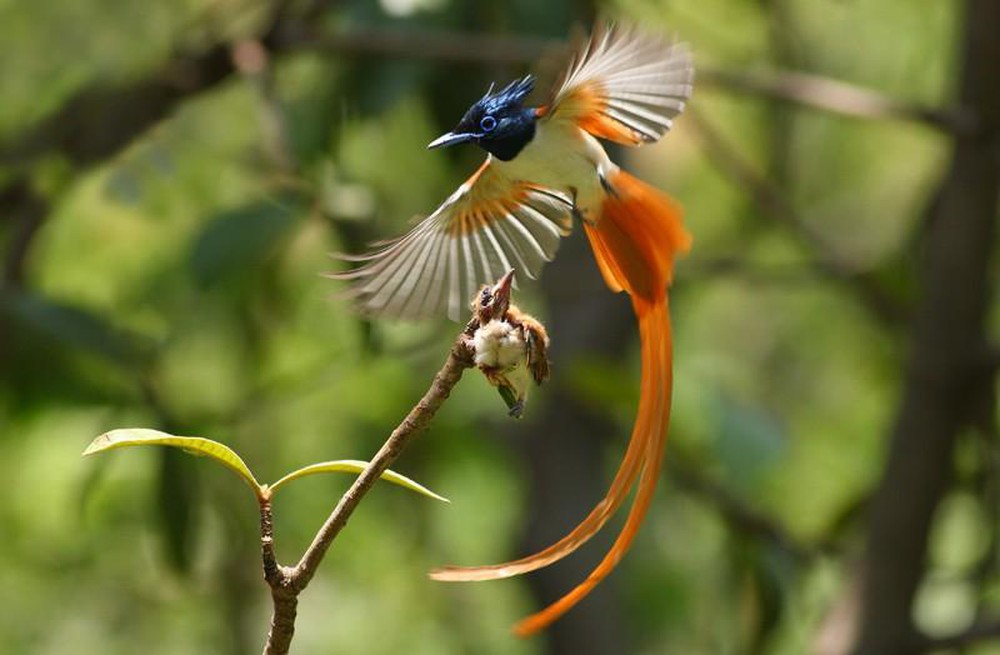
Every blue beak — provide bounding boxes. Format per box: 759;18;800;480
427;131;476;149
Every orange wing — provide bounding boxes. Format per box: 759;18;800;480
545;23;694;146
333;160;573;321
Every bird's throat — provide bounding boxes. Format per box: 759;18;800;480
480;112;536;161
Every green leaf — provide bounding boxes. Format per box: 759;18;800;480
83;429;262;498
268;460;449;503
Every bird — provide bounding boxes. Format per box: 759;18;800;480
469;270;551;418
334;22;693;636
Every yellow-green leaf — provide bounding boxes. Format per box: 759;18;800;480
83;428;262;497
268;460;449;503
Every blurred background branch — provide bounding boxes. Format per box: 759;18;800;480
851;0;1000;652
0;26;966;176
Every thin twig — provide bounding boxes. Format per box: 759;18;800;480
290;329;476;590
258;311;479;654
259;497;298;655
259;498;283;586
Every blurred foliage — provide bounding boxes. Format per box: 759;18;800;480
1;0;996;654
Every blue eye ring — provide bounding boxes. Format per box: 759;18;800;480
480;115;497;132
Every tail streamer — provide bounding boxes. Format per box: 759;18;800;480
431;169;690;635
514;296;672;636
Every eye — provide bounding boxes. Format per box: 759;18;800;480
479;115;497;132
480;288;491;306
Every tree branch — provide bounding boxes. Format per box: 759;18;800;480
258;310;480;654
259;497;297;655
290;329;476;590
259;498;283;587
851;0;1000;651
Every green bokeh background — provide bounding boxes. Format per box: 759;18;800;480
2;0;994;653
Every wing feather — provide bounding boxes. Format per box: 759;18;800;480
332;159;573;321
501;213;549;267
470;228;495;285
400;230;445;317
480;223;516;286
493;214;540;277
459;231;477;306
447;236;461;319
547;23;694;146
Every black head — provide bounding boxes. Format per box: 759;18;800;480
428;76;537;161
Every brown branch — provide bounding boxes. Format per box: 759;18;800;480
290;328;476;590
263;589;298;655
259;497;297;654
258;309;480;654
0;179;51;367
259;498;283;587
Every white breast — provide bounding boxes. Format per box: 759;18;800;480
493;121;617;216
473;320;526;370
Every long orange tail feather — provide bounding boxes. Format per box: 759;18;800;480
430;169;689;633
514;297;671;636
429;319;652;582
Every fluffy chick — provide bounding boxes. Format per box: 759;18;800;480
470;271;550;418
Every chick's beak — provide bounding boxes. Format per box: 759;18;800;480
492;269;515;308
427;131;476;149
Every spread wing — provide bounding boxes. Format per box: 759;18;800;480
545;23;694;146
333;160;573;321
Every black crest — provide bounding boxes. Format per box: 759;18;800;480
476;75;535;115
449;76;538;161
